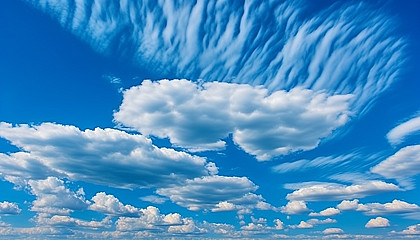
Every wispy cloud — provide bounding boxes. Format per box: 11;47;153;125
25;0;406;113
371;145;420;189
387;114;420;145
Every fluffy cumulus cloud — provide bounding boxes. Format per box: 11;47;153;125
285;181;401;201
387;115;420;145
28;177;88;215
309;207;340;217
25;0;405;114
396;224;420;235
323;228;344;234
34;213;112;229
116;206;183;231
156;175;271;212
280;201;310;215
0;122;213;188
371;145;420;189
0;201;21;215
89;192;139;216
365;217;390;228
115;80;351;160
289;218;336;229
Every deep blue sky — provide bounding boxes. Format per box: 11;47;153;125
0;0;420;239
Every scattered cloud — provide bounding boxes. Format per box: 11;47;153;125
280;201;310;215
371;145;420;189
309;207;340;217
365;217;390;228
156;175;271;212
323;228;344;234
115;80;351;160
289;218;336;229
337;199;361;211
387;115;420;145
337;199;420;216
28;177;88;215
0;201;21;215
34;213;112;229
285;181;401;201
393;224;420;235
0;122;212;188
89;192;139;216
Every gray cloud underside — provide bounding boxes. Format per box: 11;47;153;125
0;122;212;188
26;0;405;113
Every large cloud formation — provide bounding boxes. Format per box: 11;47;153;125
0;122;213;188
115;80;351;160
25;0;405;114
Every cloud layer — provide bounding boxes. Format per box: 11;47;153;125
115;80;351;160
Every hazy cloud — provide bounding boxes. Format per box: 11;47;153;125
387;115;420;145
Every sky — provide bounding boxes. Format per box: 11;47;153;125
0;0;419;239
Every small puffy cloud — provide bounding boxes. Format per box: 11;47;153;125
156;175;270;212
274;219;284;230
0;122;212;189
323;228;344;234
371;145;420;189
280;201;310;215
241;222;267;231
397;224;420;235
168;218;204;234
285;181;401;201
89;192;139;216
114;80;351;160
309;207;340;217
0;202;21;215
28;177;88;215
212;201;236;212
289;218;336;229
116;206;182;231
365;217;390;228
337;199;361;211
387;115;420;145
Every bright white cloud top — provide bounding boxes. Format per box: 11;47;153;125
387;115;420;145
115;79;351;160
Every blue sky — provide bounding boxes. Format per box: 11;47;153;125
0;0;419;239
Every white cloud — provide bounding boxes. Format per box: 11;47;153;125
211;201;236;212
28;177;88;215
323;228;344;234
0;122;212;188
365;217;390;228
156;175;270;212
0;201;21;215
398;224;420;235
27;0;405;114
337;199;361;211
116;206;183;231
309;207;340;217
89;192;139;216
371;145;420;189
115;80;351;160
280;201;310;215
274;219;284;230
289;218;336;229
168;218;204;234
140;195;167;204
273;154;356;173
387;115;420;145
34;213;112;229
285;181;401;201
